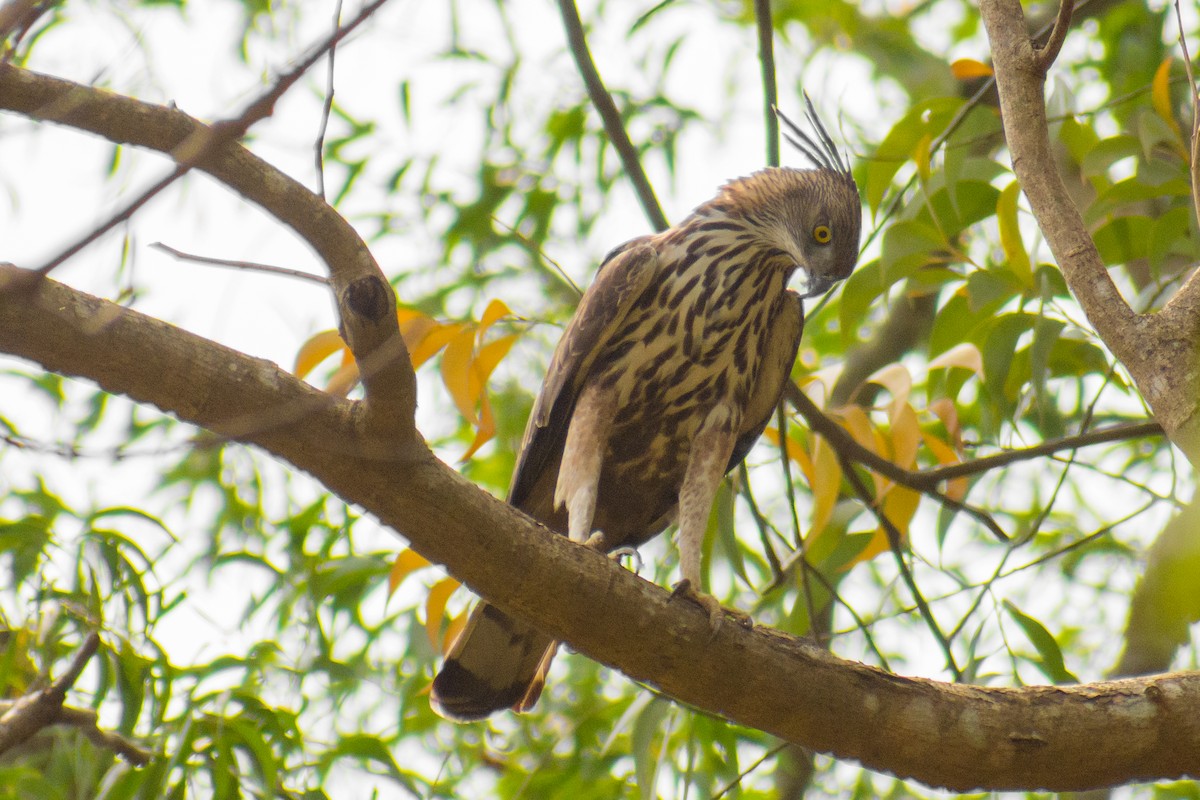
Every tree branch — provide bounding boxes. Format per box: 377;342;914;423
0;62;420;453
4;266;1200;792
555;0;669;232
0;633;152;766
1035;0;1074;73
979;0;1200;464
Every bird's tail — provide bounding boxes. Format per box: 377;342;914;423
430;601;558;721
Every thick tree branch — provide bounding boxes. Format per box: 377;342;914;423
4;265;1200;792
0;62;419;452
980;0;1200;464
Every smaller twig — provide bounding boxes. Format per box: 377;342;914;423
315;0;344;200
490;216;581;297
150;242;329;285
48;632;99;700
58;706;153;766
1174;0;1200;233
713;740;792;799
921;420;1164;483
0;0;48;45
32;0;392;276
1036;0;1074;73
832;446;962;680
786;381;1163;528
555;0;668;232
736;463;784;584
785;382;1010;541
0;633;149;766
753;0;780;169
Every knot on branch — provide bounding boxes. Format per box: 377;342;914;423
342;275;394;324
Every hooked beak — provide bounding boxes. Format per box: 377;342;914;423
798;272;837;299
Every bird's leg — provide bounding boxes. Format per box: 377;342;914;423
671;404;753;632
555;382;617;544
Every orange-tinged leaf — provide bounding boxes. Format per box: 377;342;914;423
929;342;984;378
425;576;462;649
1152;57;1183;142
764;427;815;485
997;181;1033;288
388;549;432;597
882;485;921;536
478;298;512;336
928;397;963;448
835;405;882;454
950;58;993;80
410;322;467;368
440;326;481;424
474;333;519;384
810;436;841;540
866;363;912;422
889;403;921;470
834;405;885;494
914;132;932;184
442;607;469;654
923;431;969;500
398;312;439;361
460;390;496;461
326;361;361;397
294;329;346;378
842;529;890;570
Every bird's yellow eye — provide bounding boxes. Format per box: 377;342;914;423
813;225;832;244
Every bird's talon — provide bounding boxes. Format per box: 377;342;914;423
583;530;607;550
671;579;744;634
607;546;643;572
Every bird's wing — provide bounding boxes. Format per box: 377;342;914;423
726;289;804;473
508;237;658;509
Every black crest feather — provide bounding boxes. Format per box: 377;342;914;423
773;93;851;177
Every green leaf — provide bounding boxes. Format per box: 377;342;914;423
1003;600;1079;684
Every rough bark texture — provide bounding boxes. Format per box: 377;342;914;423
3;62;1200;792
979;0;1200;464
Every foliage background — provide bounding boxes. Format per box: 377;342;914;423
1;0;1198;797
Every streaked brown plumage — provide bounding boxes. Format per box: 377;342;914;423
432;99;861;721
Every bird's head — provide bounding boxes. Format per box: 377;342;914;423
717;98;861;299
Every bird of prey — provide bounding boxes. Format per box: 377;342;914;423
432;98;861;721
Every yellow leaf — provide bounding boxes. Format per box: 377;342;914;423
923;431;968;501
460;390;496;461
914;132;932;184
294;329;346;378
866;363;912;422
842;529;890;570
398;310;439;364
764;426;815;485
889;403;921;470
834;405;885;494
928;342;984;379
928;397;963;448
1152;57;1184;144
442;607;469;654
388;549;431;597
474;333;519;384
810;436;841;541
410;322;467;369
882;485;921;537
997;181;1033;288
950;58;993;80
478;298;512;337
425;577;462;649
441;326;481;424
325;361;361;397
